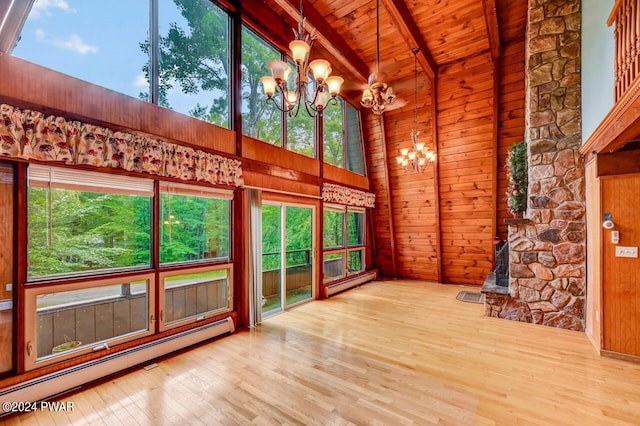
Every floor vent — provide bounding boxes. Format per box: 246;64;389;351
1;317;234;415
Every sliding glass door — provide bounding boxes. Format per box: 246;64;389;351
261;203;314;316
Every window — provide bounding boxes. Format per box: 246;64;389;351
323;208;344;249
323;205;366;282
286;72;316;157
11;1;231;128
345;103;366;175
323;100;365;174
27;165;153;280
25;274;154;369
159;265;231;330
12;1;150;99
158;0;230;127
241;26;282;145
323;97;344;166
159;182;232;265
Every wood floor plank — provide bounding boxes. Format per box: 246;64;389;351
3;280;640;425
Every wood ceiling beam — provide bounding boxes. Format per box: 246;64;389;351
380;0;437;80
482;0;501;60
271;0;370;83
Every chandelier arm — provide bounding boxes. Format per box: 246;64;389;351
266;95;290;113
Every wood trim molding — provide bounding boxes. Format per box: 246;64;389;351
379;115;398;278
381;0;437;79
430;76;442;283
580;75;640;163
482;0;501;60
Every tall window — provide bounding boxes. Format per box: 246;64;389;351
27;165;153;280
12;1;150;99
159;182;231;264
323;100;365;174
157;0;231;127
241;26;282;145
286;71;315;157
324;97;344;166
322;205;365;283
11;0;231;128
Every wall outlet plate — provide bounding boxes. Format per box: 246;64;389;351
615;246;638;258
4;283;11;292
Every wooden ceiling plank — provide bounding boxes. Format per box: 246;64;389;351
380;0;437;79
482;0;501;59
271;0;370;83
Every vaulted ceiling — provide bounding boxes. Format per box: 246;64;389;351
256;0;500;104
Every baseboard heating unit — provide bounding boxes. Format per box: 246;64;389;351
326;271;377;297
0;316;234;415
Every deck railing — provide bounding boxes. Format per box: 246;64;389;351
610;0;640;100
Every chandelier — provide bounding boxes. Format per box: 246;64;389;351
396;48;436;172
360;0;395;115
260;0;344;117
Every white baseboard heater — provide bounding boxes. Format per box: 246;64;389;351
0;316;234;415
326;271;377;297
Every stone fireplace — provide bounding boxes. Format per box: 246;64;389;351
484;0;585;331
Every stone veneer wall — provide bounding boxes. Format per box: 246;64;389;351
485;0;585;331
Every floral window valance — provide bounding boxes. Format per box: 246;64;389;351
0;104;243;187
322;183;375;208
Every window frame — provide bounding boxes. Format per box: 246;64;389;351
24;272;156;370
322;204;366;283
159;181;233;267
158;263;233;331
26;165;155;283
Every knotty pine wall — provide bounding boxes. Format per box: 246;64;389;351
0;165;12;301
437;53;496;285
383;76;438;281
365;1;528;285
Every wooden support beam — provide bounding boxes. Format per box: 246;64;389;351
380;0;437;80
379;115;398;278
482;0;501;60
430;77;442;283
270;0;370;83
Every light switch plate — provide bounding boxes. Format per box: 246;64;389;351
615;246;638;258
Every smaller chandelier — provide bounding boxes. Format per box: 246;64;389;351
361;0;395;115
260;0;343;117
396;48;436;173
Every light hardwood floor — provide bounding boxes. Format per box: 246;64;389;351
4;280;640;425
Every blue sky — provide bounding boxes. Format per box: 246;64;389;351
12;0;216;115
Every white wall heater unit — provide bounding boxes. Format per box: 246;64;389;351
326;271;377;297
0;317;234;415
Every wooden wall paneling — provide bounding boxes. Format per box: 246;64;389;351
0;163;13;374
437;53;496;285
242;136;321;178
430;74;443;283
323;164;370;190
0;56;236;156
380;74;439;282
601;174;640;356
15;163;26;374
365;113;394;277
378;116;398;278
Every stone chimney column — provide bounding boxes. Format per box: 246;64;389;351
505;0;585;330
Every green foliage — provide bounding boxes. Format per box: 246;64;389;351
323;97;344;166
28;188;151;277
261;205;313;271
505;142;528;215
323;210;344;248
159;194;229;264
